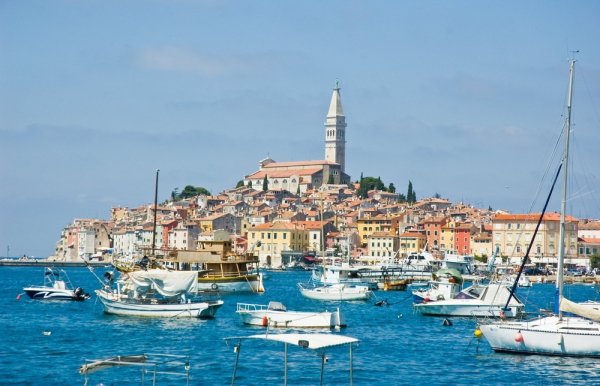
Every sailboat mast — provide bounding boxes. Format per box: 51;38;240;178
556;59;575;318
151;168;160;256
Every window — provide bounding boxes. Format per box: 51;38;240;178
283;234;287;240
274;233;277;239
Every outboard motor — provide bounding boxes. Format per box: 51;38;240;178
103;271;115;285
73;287;89;301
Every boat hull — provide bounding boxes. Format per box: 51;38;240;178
197;274;261;293
414;301;522;318
236;306;345;328
95;290;223;318
480;316;600;357
23;286;88;301
298;284;373;301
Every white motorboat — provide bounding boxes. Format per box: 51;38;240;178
499;274;532;288
95;269;223;318
23;267;90;301
441;253;475;275
225;333;359;386
236;301;345;328
298;282;373;301
412;268;463;304
479;60;600;357
413;282;524;318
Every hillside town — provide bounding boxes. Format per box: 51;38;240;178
50;84;600;273
51;183;600;273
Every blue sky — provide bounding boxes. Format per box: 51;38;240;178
2;1;600;257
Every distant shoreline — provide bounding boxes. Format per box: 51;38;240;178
0;260;110;268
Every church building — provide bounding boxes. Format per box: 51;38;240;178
244;84;351;194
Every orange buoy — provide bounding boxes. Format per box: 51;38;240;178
515;331;524;343
262;316;268;327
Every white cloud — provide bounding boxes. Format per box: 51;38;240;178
136;46;246;76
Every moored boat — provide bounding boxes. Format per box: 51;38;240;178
23;267;90;301
95;269;223;318
413;282;524;318
236;301;345;328
479;60;600;356
298;282;373;301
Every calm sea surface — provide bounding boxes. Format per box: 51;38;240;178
2;266;600;385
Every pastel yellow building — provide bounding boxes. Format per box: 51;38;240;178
247;222;310;267
398;231;427;257
357;215;393;246
492;213;578;264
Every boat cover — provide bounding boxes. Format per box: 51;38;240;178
127;269;198;297
560;298;600;322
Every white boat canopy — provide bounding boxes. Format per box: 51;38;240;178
235;333;358;349
225;333;359;386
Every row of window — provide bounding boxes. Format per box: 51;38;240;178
251;232;314;241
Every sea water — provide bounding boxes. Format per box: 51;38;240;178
2;266;600;385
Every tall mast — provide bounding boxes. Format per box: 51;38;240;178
556;60;575;318
151;168;160;256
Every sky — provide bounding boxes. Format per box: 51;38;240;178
1;1;600;258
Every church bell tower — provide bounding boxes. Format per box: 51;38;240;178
324;82;346;172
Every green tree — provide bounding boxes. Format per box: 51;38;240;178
177;185;211;199
171;188;180;201
434;192;441;199
327;174;335;184
262;175;269;191
248;181;253;188
357;176;385;198
236;180;245;188
590;254;600;270
388;183;396;193
407;181;414;203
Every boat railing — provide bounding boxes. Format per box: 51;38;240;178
237;303;268;312
201;271;257;279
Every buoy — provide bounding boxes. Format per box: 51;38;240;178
42;331;51;336
16;293;21;301
474;328;483;339
423;296;430;303
261;316;268;327
257;273;265;293
515;331;524;343
442;318;453;326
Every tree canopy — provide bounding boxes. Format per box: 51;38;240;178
172;185;211;200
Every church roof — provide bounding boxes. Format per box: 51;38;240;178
327;85;344;117
246;167;323;180
262;160;338;168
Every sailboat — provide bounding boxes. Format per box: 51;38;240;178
94;170;224;318
479;60;600;357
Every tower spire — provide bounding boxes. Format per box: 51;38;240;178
324;82;347;173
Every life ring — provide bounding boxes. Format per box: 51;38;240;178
211;283;218;291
